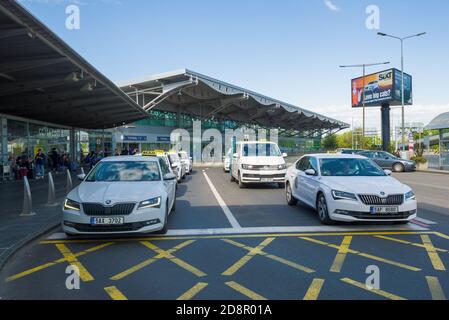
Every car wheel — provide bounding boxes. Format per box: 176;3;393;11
230;172;236;182
286;183;298;206
278;182;285;189
171;198;176;212
238;172;246;189
317;193;334;225
393;163;405;172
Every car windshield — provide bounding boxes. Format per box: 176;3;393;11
86;161;161;182
320;158;386;177
242;143;281;157
179;153;188;159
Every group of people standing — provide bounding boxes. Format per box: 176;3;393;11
6;148;71;180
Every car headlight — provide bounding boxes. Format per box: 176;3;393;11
242;164;254;170
64;198;80;211
405;191;416;201
278;164;287;170
138;197;162;210
332;190;358;201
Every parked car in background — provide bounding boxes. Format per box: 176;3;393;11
223;148;232;172
168;152;185;182
231;141;287;188
179;151;193;174
285;154;417;225
358;151;416;172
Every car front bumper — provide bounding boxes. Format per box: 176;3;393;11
327;198;418;222
240;169;286;183
62;206;166;235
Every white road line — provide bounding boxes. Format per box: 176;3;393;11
414;217;437;225
202;171;241;229
46;224;427;240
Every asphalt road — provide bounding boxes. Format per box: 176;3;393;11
1;168;449;300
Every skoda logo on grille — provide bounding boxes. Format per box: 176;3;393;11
105;200;112;205
380;192;386;196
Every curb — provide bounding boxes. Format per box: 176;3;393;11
0;222;60;272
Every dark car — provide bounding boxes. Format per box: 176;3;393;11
340;149;365;155
358;150;416;172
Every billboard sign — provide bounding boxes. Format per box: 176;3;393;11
351;68;412;108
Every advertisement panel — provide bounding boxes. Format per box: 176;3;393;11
351;68;412;108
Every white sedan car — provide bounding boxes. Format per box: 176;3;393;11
62;156;177;235
285;154;417;225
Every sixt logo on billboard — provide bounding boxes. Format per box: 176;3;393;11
379;71;392;82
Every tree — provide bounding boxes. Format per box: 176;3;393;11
322;134;338;151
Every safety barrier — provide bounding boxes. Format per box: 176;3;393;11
46;172;59;207
20;176;35;216
66;169;73;194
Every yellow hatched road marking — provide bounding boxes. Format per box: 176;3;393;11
375;235;447;253
425;276;447;300
111;240;204;281
141;241;206;277
341;278;406;300
39;231;435;245
222;238;274;276
421;235;446;271
6;242;113;282
55;244;94;282
104;286;128;300
299;237;421;272
222;238;314;274
303;278;325;300
330;236;352;273
177;282;208;300
225;281;267;300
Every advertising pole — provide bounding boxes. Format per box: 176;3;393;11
362;65;366;149
401;39;405;151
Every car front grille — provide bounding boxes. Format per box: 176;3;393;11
247;165;282;170
70;221;149;232
358;194;404;206
82;203;135;216
242;173;286;179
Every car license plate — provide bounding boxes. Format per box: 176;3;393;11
90;217;124;225
370;206;399;214
261;178;273;183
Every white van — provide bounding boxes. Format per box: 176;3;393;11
231;141;287;188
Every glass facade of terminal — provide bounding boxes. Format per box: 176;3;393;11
0;115;111;166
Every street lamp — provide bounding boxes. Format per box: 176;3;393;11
377;31;426;151
340;61;390;149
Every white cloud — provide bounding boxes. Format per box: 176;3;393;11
324;0;340;12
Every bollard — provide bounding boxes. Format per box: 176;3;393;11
66;169;73;194
20;176;36;216
46;172;58;206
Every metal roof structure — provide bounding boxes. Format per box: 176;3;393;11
119;69;349;134
426;112;449;130
0;0;148;129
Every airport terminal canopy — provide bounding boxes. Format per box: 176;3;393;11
426;112;449;130
0;0;147;129
120;69;349;132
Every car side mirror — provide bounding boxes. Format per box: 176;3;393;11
164;173;177;181
384;169;392;176
233;153;238;158
282;153;288;158
305;169;316;176
77;174;86;181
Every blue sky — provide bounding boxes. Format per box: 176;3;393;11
18;0;449;130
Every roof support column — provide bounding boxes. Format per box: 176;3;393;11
1;117;8;165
